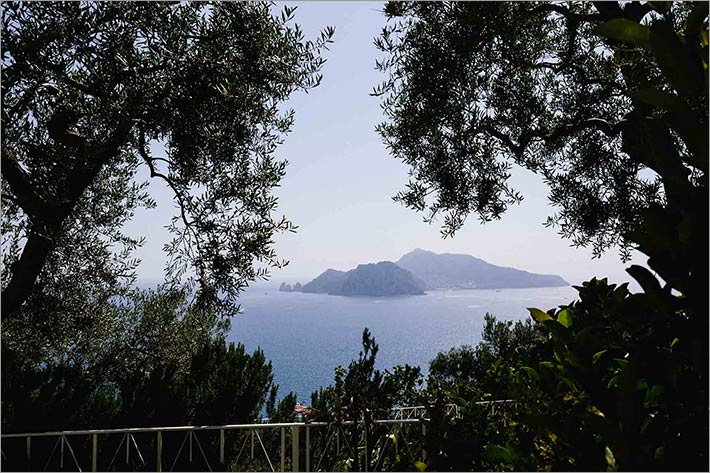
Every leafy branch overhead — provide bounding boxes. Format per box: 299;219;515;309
374;1;706;259
1;2;335;320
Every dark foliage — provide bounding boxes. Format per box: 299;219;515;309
374;2;708;471
309;329;423;471
1;286;283;473
520;277;708;471
2;336;276;433
428;313;548;400
516;6;708;469
2;334;282;471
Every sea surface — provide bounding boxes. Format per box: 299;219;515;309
227;285;578;402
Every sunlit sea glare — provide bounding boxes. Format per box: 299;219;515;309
228;285;578;402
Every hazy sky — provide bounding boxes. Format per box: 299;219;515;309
126;2;645;288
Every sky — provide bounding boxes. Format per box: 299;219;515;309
126;2;645;289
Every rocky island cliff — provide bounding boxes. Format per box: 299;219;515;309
301;261;425;296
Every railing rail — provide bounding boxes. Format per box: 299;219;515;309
0;422;330;439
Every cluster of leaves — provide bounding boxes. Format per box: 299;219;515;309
307;329;423;471
303;317;561;471
427;279;704;471
428;314;549;401
2;283;224;374
517;276;707;471
1;289;280;433
410;278;705;471
426;280;703;471
421;316;545;471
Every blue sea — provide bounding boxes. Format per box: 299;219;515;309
227;285;578;402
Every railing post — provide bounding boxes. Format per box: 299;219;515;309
60;436;65;469
364;420;368;472
126;433;130;465
280;427;286;472
395;426;399;455
26;437;31;471
251;429;255;460
421;423;427;461
291;425;299;472
157;431;162;472
189;431;193;463
92;434;97;472
305;426;310;472
219;429;225;465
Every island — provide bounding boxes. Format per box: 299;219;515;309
300;262;425;296
281;249;568;297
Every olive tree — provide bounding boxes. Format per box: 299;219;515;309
1;2;334;326
374;1;706;260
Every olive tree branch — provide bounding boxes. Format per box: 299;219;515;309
1;148;47;222
137;128;205;279
484;117;624;163
528;4;602;24
137;128;192;232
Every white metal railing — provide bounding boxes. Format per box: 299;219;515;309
390;400;515;419
1;401;518;472
391;404;460;419
0;419;428;472
2;421;323;472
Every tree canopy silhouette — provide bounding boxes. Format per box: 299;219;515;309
375;2;708;469
374;1;706;260
1;2;334;320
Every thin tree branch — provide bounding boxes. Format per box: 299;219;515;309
137;129;192;232
484;117;624;163
483;126;525;159
543;118;625;141
137;128;205;279
528;4;602;24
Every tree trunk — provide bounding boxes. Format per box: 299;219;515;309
1;232;54;318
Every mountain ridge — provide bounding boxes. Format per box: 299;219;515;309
396;249;568;289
